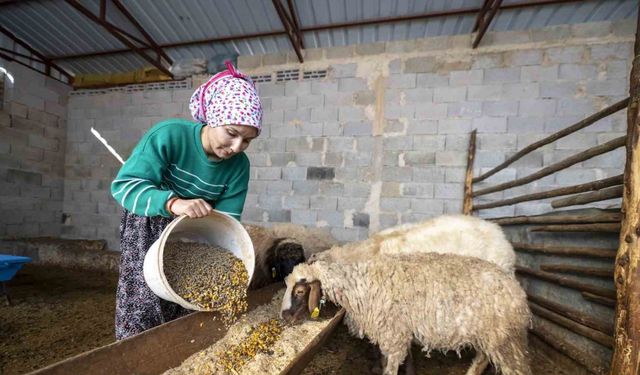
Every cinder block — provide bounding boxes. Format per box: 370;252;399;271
331;63;357;78
284;108;312;122
339;77;368;92
518;99;557;117
507;116;545;134
311;80;339;94
258;194;283;210
449;70;483;86
237;54;261;69
586;79;628;96
292;180;319;195
355;42;385;56
484;67;520;83
468;85;502;101
325;92;355;107
343;121;372;136
612;19;636;37
338;107;366;122
285;81;311;96
382;166;412;182
434;87;466;103
383;136;413;151
385;39;417;54
291;209;318;226
530;25;571;42
571;21;611;39
583;148;624;168
435;151;466;166
284;195;310;209
540;82;579;98
417;73;449;88
406;120;438;135
556;98;595;116
255;167;281;180
434;183;463;199
478;134;517;151
444;200;463;214
262;53;287;66
326;45;355;59
311;107;338;122
404;57;440;73
338;197;367;211
404;88;434;104
437;119;471;134
606;60;629;79
316;209;343;226
403;151;435;166
502;83;539;99
559;64;598;80
380;197;411;212
472;53;505;69
472;117;507;133
402;182;434;197
387;74;417;89
416;36;449;51
258;83;285;97
544;116;584;133
474;150;505;168
447;102;482;118
507;50;543;66
389;59;402;74
556;133;598;150
414;103;447;119
546;46;585;64
281;166;306;180
355;91;376;105
555;169;600;185
521;66;559;82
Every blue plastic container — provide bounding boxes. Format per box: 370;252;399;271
0;254;32;282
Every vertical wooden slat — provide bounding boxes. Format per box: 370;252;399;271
610;10;640;375
463;129;477;215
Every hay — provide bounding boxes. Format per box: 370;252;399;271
164;290;332;375
163;242;248;325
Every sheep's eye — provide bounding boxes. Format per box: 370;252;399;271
294;288;305;296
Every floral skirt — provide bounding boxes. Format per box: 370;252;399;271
115;209;190;340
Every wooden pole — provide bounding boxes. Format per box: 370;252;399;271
610;10;640;375
529;223;621;233
529;302;614;348
528;294;614;335
540;264;614;279
463;129;477;215
473;99;629;183
551;186;623;209
473;136;626;197
490;211;622;225
583;292;616;308
473;175;623;210
516;266;616;299
512;242;617;258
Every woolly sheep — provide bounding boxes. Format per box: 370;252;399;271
309;214;516;275
281;253;531;375
243;224;306;290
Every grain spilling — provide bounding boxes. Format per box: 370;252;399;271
163;242;249;325
163;290;336;375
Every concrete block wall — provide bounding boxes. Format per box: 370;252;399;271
0;62;70;238
63;19;634;249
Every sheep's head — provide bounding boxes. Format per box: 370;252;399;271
280;263;322;324
270;238;305;282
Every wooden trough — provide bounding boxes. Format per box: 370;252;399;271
29;283;345;375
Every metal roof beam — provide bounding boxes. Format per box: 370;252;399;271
111;0;172;65
64;0;173;78
473;0;503;48
0;50;68;84
48;0;583;61
272;0;304;63
0;24;73;81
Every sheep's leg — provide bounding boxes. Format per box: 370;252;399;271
380;343;410;375
402;348;416;375
465;352;489;375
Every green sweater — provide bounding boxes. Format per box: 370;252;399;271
111;119;250;220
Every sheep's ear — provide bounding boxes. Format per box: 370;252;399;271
307;280;322;314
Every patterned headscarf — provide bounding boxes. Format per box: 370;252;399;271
189;61;263;135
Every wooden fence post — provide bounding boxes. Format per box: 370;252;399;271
463;129;477;215
610;11;640;375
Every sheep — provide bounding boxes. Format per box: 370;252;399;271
309;214;516;275
243;224;306;290
281;253;532;375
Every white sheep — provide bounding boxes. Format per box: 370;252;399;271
281;253;531;375
310;214;516;275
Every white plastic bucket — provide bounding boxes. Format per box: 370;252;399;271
143;211;255;311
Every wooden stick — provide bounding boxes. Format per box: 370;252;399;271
529;223;621;233
551;186;624;209
473;136;626;197
516;265;616;299
473;98;629;183
540;264;614;279
610;12;640;375
583;292;616;308
529;302;614;348
463;129;477;215
474;175;624;210
528;294;614;335
530;321;609;375
512;242;617;258
490;211;622;225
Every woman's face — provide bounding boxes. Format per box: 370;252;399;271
204;124;258;160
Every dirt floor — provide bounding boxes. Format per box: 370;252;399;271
0;264;118;375
1;264;572;375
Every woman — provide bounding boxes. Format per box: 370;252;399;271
110;62;262;340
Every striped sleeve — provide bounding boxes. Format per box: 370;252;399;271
110;129;175;217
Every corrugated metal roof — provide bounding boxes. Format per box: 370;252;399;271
0;0;637;77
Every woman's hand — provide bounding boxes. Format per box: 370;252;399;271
167;198;213;218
